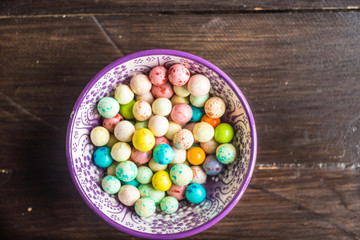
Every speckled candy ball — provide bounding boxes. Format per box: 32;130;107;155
168;64;190;86
111;142;131;162
152;170;172;191
93;146;113;168
160;196;179;214
136;166;153;184
153;144;174;165
190;93;209;107
130;74;152;95
173;129;194;150
151;82;174;99
205;97;226;119
187;75;210;97
135;197;156;217
193;122;214;143
165;121;182;140
138;184;153;198
118;185;140;206
97;97;120;118
167;183;187;200
191;166;207;184
202;155;223;176
132;100;152;121
114;120;135;142
115;84;134;105
185;183;206;204
170;103;193;125
131;147;152;165
216;143;237;164
190;104;204;122
148;115;169;137
200;138;220;154
116;160;138;182
102;175;121;194
132;128;155;152
149;66;168;86
170;164;193;186
102;113;123;133
90;126;110;147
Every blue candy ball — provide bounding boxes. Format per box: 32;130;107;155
202;155;223;176
190;104;204;122
93;147;113;168
153;144;174;165
121;178;140;188
185;183;206;204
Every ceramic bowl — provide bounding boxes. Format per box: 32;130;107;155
66;49;257;239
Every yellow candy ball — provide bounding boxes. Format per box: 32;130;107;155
152;170;172;191
132;128;155;152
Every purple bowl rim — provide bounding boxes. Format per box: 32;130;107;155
66;49;257;239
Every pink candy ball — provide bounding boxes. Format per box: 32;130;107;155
130;74;152;95
167;183;187;200
173;129;194;150
131;147;152;165
151;82;174;99
102;114;123;133
149;66;168;86
170;103;193;125
168;64;190;86
154;136;170;149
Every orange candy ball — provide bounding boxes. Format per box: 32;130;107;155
187;147;206;165
201;115;221;128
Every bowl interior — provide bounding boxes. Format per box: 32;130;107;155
67;51;255;239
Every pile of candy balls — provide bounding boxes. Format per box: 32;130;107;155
90;64;236;217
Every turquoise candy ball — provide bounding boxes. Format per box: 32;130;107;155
97;97;120;118
93;147;113;168
216;143;237;164
153;144;174;165
121;178;140;188
160;196;179;214
101;175;121;194
185;183;206;204
135;197;156;217
214;123;234;143
116;161;138;182
190;104;204;122
136;166;153;184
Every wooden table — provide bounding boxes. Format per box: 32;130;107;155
1;1;360;239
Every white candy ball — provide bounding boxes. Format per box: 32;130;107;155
165;121;182;140
114;120;135;142
114;84;134;105
148;115;169;137
136;91;154;105
90;126;110;147
130;74;152;95
173;84;190;97
118;185;140;206
152;98;172;116
193;122;214;142
111;142;131;162
187;74;210;97
171;146;186;164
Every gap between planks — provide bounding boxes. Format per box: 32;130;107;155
256;162;360;171
1;7;360;19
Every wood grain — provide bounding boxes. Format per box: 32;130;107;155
1;0;360;16
1;10;360;240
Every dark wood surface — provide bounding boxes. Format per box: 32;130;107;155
1;2;360;240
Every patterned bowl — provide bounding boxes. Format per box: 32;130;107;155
66;49;257;239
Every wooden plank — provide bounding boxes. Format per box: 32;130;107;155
0;0;360;16
2;13;359;166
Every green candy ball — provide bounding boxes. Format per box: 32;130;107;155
214;123;234;143
120;99;135;119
